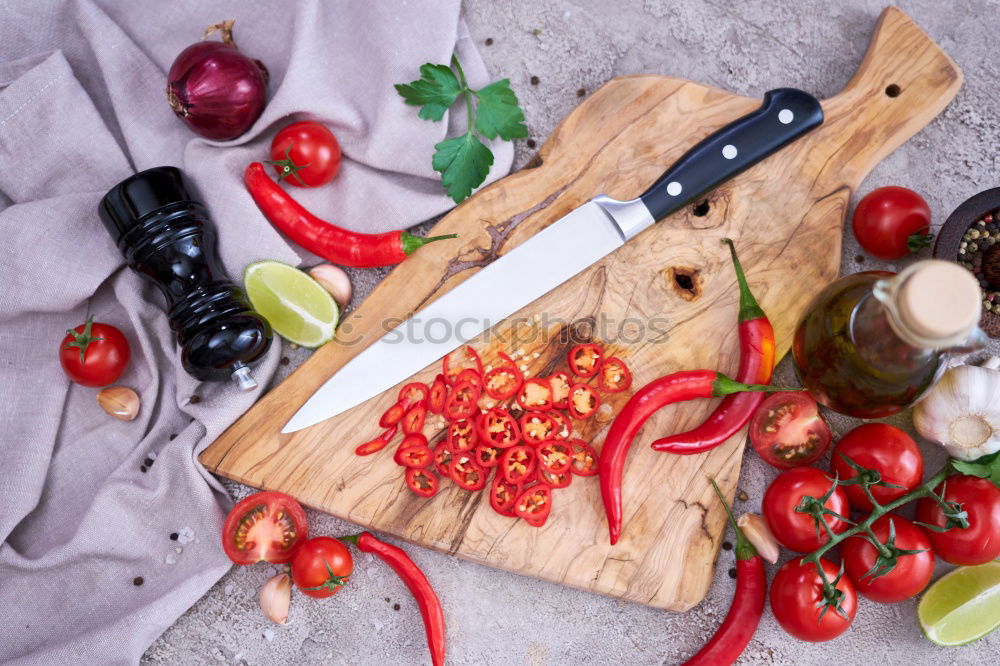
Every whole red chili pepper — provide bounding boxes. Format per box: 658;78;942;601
341;532;445;666
652;238;775;454
682;477;765;665
600;370;787;545
244;162;457;267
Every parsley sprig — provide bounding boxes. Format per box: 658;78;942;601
395;55;527;203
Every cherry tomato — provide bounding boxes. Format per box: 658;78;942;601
852;186;932;260
915;475;1000;565
749;392;832;469
401;404;427;435
433;440;453;478
267;121;341;187
291;536;353;598
478;407;520;447
501;445;537;485
489;474;520;516
567;384;600;419
355;425;397;456
569;439;599;476
829;423;923;511
519;413;556;445
222;491;308;565
405;467;438;498
763;467;850;553
548;372;571;409
59;316;130;387
516;377;553;412
537;440;572;474
599;357;632;393
841;514;933;603
770;557;857;642
450;454;487;491
515;484;553;527
427;375;448;414
443;346;483;386
567;343;603;378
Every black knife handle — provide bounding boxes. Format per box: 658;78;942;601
639;88;823;221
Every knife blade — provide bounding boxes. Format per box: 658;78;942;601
283;88;823;433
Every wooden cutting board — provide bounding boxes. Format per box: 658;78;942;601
201;8;960;611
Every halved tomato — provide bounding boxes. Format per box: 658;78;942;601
222;491;308;565
749;392;832;469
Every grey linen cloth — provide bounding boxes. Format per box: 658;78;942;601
0;1;511;663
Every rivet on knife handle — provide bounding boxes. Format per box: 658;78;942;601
638;88;824;223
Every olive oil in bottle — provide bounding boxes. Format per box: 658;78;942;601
793;261;984;418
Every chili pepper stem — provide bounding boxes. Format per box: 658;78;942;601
711;373;796;397
721;238;767;322
401;232;460;255
338;533;361;546
707;475;756;560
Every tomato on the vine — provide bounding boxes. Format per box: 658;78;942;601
763;467;850;552
267;121;341;187
291;536;353;598
915;474;1000;565
749;392;831;469
829;423;923;511
841;514;933;603
222;491;308;565
59;316;130;387
851;186;932;260
770;557;857;642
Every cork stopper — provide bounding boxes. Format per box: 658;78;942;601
896;260;981;343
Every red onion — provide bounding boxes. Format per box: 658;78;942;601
167;20;268;141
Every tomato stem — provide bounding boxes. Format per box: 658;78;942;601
63;315;103;364
263;143;311;186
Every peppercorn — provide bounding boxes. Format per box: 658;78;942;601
133;576;144;586
189;395;201;404
530;76;539;86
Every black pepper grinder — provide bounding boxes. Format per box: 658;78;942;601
99;166;271;391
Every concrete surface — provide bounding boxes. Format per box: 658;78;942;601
142;1;1000;664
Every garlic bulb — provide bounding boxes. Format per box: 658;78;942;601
913;357;1000;461
259;573;292;624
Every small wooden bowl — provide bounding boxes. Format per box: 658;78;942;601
934;187;1000;338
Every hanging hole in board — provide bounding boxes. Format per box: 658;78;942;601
692;200;710;217
885;84;901;98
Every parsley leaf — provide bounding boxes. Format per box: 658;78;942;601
396;55;527;203
432;133;494;203
474;79;529;140
394;64;462;121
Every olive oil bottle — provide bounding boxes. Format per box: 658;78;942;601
793;261;984;418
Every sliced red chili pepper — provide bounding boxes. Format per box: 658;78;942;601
445;418;478;454
450;454;487;491
379;401;406;428
489;474;521;516
402;404;427;435
398;382;429;408
567;383;600;420
537;440;572;474
433;440;452;478
515;484;552;527
599;357;632;393
516;377;553;412
444;380;480;420
501;445;537;485
548;411;572;440
427;375;448;414
483;364;523;400
477;407;521;447
475;443;502;468
548;372;571;409
569;439;599;476
567;343;603;378
519;412;556;446
405;467;438;498
356;425;398;456
539;467;572;489
395;443;433;468
456;367;482;389
443;346;483;386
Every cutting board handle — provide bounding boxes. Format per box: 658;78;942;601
819;6;962;189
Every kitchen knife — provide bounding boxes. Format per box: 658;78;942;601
283;88;823;433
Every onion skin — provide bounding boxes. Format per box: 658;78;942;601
167;21;267;141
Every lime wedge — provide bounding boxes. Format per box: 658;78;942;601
918;561;1000;646
244;260;338;348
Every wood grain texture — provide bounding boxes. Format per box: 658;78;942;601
201;8;960;611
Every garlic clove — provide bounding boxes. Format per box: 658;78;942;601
308;264;352;308
97;386;140;421
737;513;780;564
259;573;292;625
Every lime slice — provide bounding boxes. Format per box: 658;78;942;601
918;561;1000;646
243;260;338;348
